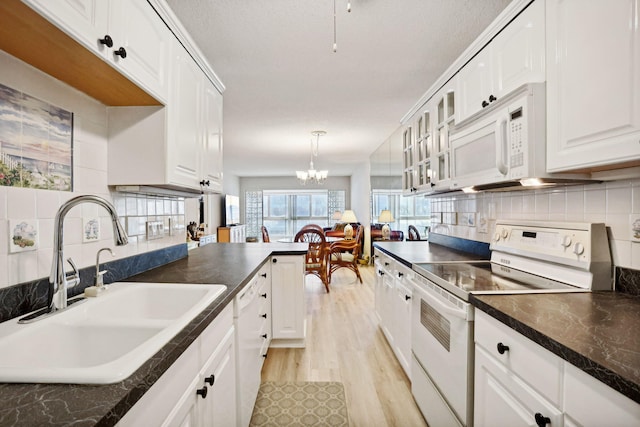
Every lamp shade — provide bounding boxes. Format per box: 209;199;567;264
332;210;343;220
340;210;357;223
378;209;395;223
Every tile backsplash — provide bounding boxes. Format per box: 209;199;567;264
428;178;640;270
0;50;190;290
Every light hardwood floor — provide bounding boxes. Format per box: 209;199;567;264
261;264;428;427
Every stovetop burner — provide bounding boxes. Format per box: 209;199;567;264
413;262;582;302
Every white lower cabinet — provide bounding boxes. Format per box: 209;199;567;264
235;264;271;427
270;255;306;347
374;250;412;379
475;310;640;427
117;304;236;427
564;363;640;427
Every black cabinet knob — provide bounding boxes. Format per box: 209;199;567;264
378;270;384;276
114;47;127;58
262;333;268;339
489;94;497;102
272;258;277;263
397;272;404;278
497;342;510;354
204;374;215;385
262;353;268;358
260;293;267;298
200;179;210;186
261;313;267;319
196;386;208;399
482;100;489;108
405;295;411;301
260;273;267;278
99;35;113;48
534;412;551;427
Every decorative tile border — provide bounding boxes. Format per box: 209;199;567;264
0;243;188;323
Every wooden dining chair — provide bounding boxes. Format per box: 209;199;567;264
408;225;421;241
294;225;330;292
328;225;363;284
261;225;270;242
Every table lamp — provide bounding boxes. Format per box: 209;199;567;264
332;210;342;222
341;210;357;240
378;209;395;240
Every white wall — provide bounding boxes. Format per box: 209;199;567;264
429;179;640;269
0;50;188;289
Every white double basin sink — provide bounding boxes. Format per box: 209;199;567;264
0;282;227;384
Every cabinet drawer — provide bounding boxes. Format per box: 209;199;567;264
475;310;562;405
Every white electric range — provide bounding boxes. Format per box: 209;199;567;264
409;220;613;427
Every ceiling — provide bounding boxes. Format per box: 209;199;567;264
165;0;512;178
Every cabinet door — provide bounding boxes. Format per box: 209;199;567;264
393;275;412;378
199;328;237;427
23;0;109;57
200;79;223;193
108;0;170;102
271;256;305;342
474;345;562;427
456;48;493;124
162;374;201;427
491;0;545;99
168;40;202;188
380;268;395;345
546;0;640;172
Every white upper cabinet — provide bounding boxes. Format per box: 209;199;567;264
456;0;545;125
108;0;170;103
23;0;170;103
546;0;640;172
200;79;224;193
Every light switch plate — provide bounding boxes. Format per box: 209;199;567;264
146;221;164;240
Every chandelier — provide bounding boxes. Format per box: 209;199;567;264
296;130;328;185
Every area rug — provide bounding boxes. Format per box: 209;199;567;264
250;381;350;427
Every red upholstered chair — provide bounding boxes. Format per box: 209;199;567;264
261;225;270;242
328;225;363;284
294;225;330;292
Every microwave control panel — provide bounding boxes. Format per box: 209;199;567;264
509;107;526;176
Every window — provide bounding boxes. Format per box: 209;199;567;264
246;190;345;241
371;190;430;238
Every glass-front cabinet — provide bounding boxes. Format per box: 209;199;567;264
402;83;455;194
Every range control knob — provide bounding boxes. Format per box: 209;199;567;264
573;242;585;256
494;232;501;242
501;228;509;239
561;235;572;248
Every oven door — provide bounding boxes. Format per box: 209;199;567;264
411;277;474;426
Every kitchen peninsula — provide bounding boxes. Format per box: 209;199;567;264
0;242;306;427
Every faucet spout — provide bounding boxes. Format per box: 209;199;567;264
49;195;128;312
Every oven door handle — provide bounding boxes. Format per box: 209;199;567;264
416;286;469;321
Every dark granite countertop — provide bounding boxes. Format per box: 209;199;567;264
0;242;307;427
472;292;640;405
373;240;487;267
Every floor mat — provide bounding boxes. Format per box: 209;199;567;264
250;381;349;427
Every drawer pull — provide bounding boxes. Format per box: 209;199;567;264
99;35;113;48
497;342;510;354
397;272;404;278
262;353;268;358
114;47;127;58
261;273;267;278
204;374;215;386
260;293;267;298
534;412;550;427
405;295;411;301
378;270;385;276
261;313;268;319
196;386;208;399
262;333;268;339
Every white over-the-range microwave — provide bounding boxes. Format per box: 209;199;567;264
450;83;591;191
